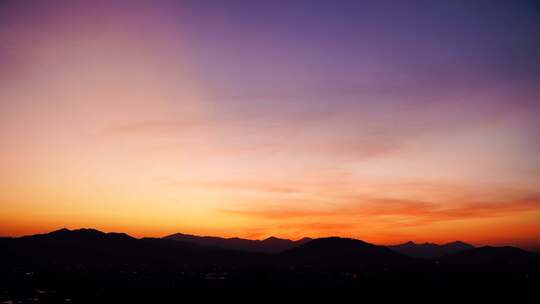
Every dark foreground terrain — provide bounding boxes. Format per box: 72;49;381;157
1;229;539;302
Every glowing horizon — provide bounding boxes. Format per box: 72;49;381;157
1;0;540;250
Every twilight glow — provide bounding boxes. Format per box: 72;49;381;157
1;0;539;249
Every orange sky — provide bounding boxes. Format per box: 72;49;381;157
1;1;539;249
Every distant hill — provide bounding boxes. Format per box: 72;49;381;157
388;241;474;259
1;229;409;270
440;246;539;266
22;227;135;242
2;228;537;272
0;228;257;270
2;228;539;297
280;237;411;269
164;232;312;253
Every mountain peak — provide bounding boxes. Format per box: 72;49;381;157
263;236;286;242
446;240;470;246
281;237;407;268
38;228;135;240
165;232;303;253
388;240;474;259
73;228;105;234
291;237;375;251
296;237;313;243
51;228;71;234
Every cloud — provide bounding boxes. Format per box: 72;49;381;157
221;194;540;228
221;208;330;220
172;179;302;195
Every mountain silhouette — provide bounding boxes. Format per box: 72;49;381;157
440;245;539;266
23;228;135;242
1;228;539;299
0;228;255;271
388;240;474;259
5;228;534;269
164;232;312;253
280;237;411;269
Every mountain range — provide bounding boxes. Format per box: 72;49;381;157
1;228;538;299
1;228;536;268
164;231;479;259
387;240;475;259
164;232;312;253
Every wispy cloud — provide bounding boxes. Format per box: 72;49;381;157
172;179;301;195
221;194;540;227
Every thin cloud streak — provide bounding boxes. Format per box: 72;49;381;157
222;195;540;226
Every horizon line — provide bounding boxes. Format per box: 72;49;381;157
5;226;539;251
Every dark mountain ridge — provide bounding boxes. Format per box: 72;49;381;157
1;228;537;270
281;237;412;269
440;245;538;266
164;232;312;253
1;229;413;271
388;240;475;259
1;228;539;299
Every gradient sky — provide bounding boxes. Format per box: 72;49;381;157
1;0;540;249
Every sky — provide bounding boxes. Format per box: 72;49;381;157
1;0;540;249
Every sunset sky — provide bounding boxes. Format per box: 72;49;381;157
1;0;539;249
